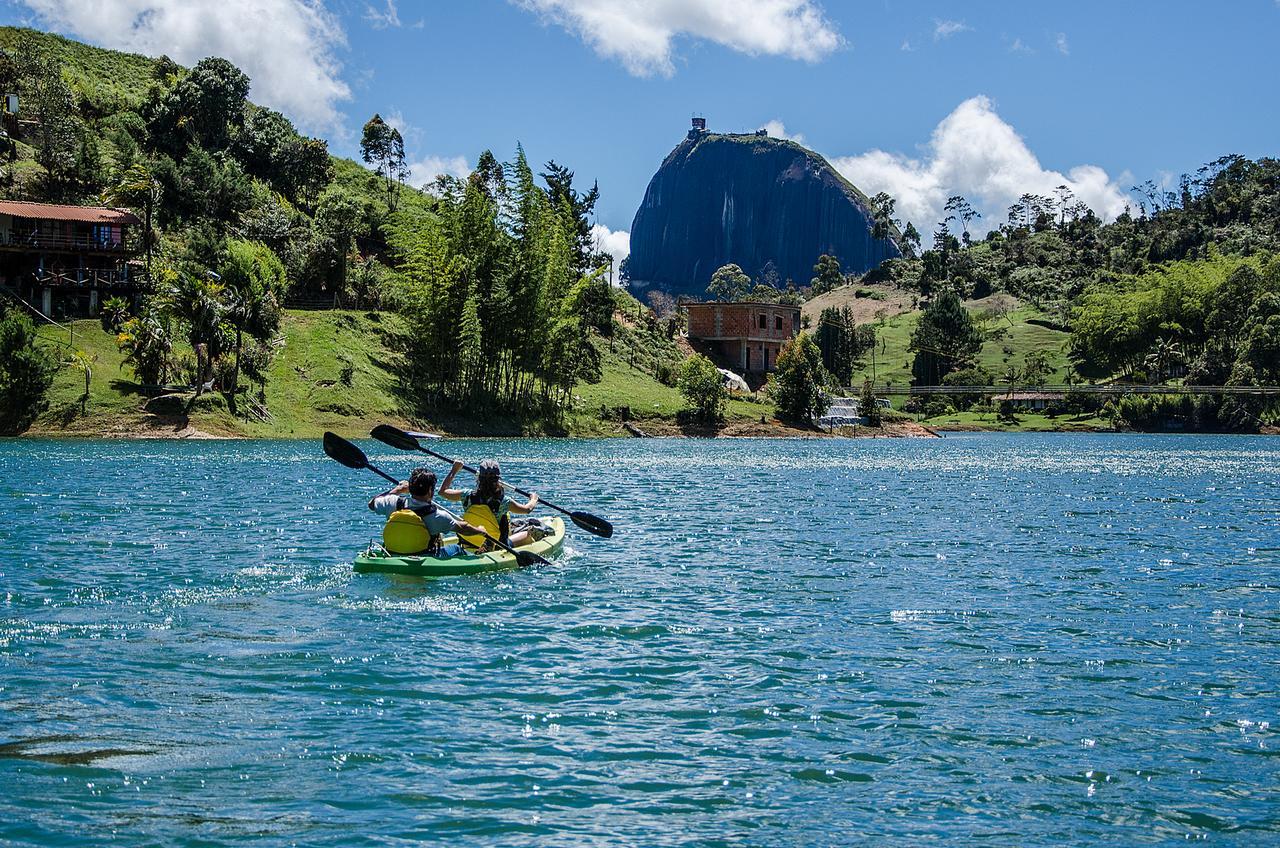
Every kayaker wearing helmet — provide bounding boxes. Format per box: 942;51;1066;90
368;464;488;557
439;459;546;550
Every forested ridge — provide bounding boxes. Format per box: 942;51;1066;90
774;154;1280;430
0;26;635;434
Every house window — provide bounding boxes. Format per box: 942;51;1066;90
774;315;783;331
757;314;766;329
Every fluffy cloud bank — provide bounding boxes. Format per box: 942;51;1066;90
762;119;804;144
832;96;1130;237
591;223;630;282
19;0;350;131
512;0;841;76
406;155;472;188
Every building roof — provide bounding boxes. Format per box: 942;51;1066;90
684;300;800;311
0;200;140;225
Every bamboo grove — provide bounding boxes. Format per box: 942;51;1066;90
387;147;616;418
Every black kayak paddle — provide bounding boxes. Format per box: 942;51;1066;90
370;424;614;539
322;431;550;567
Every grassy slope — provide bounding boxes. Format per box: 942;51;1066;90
848;303;1075;390
570;291;770;435
0;27;158;108
32;310;415;438
31;303;771;439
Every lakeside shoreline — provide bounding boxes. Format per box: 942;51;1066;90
16;403;1277;440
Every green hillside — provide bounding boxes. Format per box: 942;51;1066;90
32;310;411;438
848;299;1074;389
29;302;780;438
0;27;157;111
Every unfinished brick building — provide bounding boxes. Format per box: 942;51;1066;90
684;301;800;373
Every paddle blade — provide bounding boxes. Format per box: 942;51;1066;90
570;511;613;539
515;550;549;568
371;424;421;451
323;432;369;470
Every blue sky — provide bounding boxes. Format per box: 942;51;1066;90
5;0;1279;258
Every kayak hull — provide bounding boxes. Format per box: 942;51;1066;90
352;517;565;577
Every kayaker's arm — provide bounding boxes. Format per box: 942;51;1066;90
449;517;485;537
508;492;539;514
368;486;407;513
439;460;466;501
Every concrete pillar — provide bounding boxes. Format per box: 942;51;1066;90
89;289;99;315
41;287;52;317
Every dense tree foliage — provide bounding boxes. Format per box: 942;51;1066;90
388;146;609;417
809;254;843;296
3;42;355;299
908;290;984;384
771;332;829;424
815;305;874;385
706;263;752;301
360;113;407;210
0;305;58;433
677;353;726;423
859;378;882;427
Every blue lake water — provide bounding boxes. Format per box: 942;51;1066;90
1;433;1278;846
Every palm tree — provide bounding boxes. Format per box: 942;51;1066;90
1144;338;1185;384
1001;364;1021;398
104;164;162;281
66;349;95;414
170;272;227;399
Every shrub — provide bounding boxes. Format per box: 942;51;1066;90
859;380;882;427
0;306;58;434
116;307;173;387
677;354;725;423
99;296;131;334
941;366;993;410
772;332;829;424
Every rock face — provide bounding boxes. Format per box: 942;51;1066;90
628;130;900;297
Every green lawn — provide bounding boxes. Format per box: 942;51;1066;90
849;305;1074;389
914;409;1110;432
33;310;414;438
570;322;768;435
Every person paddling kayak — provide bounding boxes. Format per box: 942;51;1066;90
368;465;487;557
439;459;548;549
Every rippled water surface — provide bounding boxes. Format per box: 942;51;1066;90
1;434;1278;846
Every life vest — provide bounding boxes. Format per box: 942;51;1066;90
382;498;441;555
458;503;502;551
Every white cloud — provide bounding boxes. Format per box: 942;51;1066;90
933;19;970;41
19;0;350;132
1055;32;1070;55
365;0;400;29
375;112;467;189
1008;37;1033;55
512;0;841;77
381;109;421;148
761;119;804;144
591;223;630;282
900;39;914;52
407;155;472;188
831;95;1130;237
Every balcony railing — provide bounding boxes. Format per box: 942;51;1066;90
22;268;145;289
0;230;138;253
